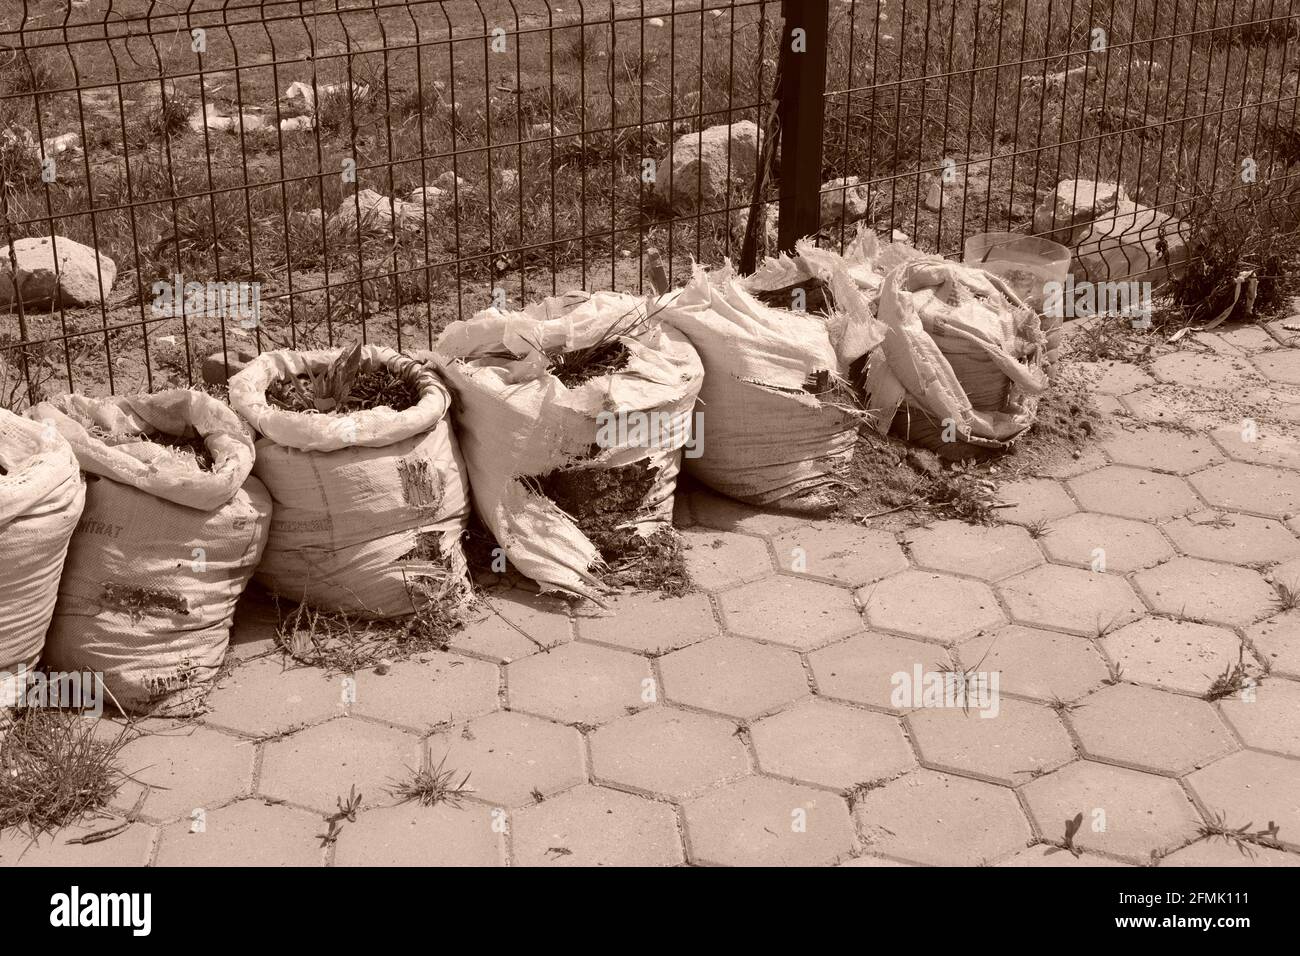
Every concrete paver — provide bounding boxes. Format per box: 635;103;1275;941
74;344;1300;866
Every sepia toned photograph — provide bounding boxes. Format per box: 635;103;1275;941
0;0;1296;919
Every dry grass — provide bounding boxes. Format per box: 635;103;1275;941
390;746;473;808
0;706;132;840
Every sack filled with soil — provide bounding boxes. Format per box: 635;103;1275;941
421;290;704;602
660;263;880;513
863;257;1047;460
228;344;471;618
28;389;270;715
0;409;85;684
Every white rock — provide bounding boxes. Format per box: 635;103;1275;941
328;188;422;237
0;235;116;309
820;176;872;225
1032;179;1129;244
279;115;315;132
38;133;80;159
434;171;468;193
408;185;448;206
655;120;759;209
497;168;519;191
923;157;992;212
1071;201;1188;285
529;122;558;139
648;17;665;27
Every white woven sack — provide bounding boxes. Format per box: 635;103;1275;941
0;409;85;678
863;258;1047;450
228;346;470;617
422;290;704;602
660;264;874;511
30;390;270;716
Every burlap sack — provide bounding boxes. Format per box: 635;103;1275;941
228;346;470;618
421;290;704;601
30;390;270;715
661;264;877;512
0;409;85;678
863;258;1047;458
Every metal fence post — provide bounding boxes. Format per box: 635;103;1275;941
777;0;828;253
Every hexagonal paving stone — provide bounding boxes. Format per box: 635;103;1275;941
1218;678;1300;757
575;592;717;655
1133;557;1279;627
1205;324;1280;353
450;589;572;663
808;632;952;713
905;520;1043;582
680;527;773;591
350;654;499;731
659;636;808;720
690;489;811;537
998;564;1143;636
906;698;1074;786
1075;359;1154;395
837;855;914;867
333;802;502;866
1102;618;1246;695
720;576;864;651
590;707;749;799
1253;349;1300;386
1039;512;1174;573
1187;751;1300;851
0;819;155;867
1163;511;1300;565
1247;612;1300;679
511;785;683;866
1151;351;1259;389
1068;466;1200;521
770;524;907;587
860;571;1005;644
1159;840;1300;867
852;770;1032;866
506;642;651;725
1273;557;1300;593
113;725;254;823
202;657;345;737
1190;462;1300;518
682;775;855;866
750;699;913;790
1210;424;1300;470
1022;761;1202;862
260;719;419;814
995;845;1130;867
1068;684;1237;775
1101;425;1224;474
155;799;322;866
423;710;584;808
957;625;1110;702
996;478;1078;526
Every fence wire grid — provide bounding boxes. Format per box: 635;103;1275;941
1;0;1298;403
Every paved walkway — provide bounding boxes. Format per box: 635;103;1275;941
4;317;1300;867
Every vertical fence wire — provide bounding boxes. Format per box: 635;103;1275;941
0;0;1297;406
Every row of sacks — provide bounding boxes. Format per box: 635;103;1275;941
0;351;466;717
0;226;1047;714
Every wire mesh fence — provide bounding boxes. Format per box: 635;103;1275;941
1;0;1297;405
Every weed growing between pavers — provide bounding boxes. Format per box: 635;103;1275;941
0;706;131;840
1196;810;1284;859
1204;644;1260;702
389;747;472;809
